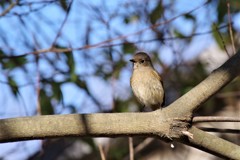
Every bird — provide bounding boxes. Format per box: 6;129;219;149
130;52;165;111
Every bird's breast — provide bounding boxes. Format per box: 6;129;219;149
130;67;164;106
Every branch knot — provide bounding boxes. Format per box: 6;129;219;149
169;118;191;140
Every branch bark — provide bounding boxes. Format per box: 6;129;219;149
183;127;240;159
0;49;240;159
193;116;240;123
165;49;240;116
0;112;172;142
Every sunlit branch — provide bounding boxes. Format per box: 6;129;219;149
198;127;240;134
193;116;240;123
0;49;240;160
183;127;240;159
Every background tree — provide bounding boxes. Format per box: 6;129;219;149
0;0;239;159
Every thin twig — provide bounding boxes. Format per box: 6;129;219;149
129;137;134;160
98;144;106;160
214;23;230;57
0;0;19;17
1;1;208;59
1;24;229;60
123;138;154;160
193;116;240;123
226;1;239;145
199;127;240;134
226;0;236;54
134;138;153;154
18;0;57;6
51;0;73;46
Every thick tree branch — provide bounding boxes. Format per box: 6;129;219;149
0;49;240;159
182;127;240;160
0;112;172;142
165;49;240;117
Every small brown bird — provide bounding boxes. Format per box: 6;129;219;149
130;52;165;110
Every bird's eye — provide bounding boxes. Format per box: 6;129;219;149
140;60;145;63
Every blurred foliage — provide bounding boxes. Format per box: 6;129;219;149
59;0;68;11
122;42;137;54
7;76;19;97
40;89;54;115
2;56;27;71
1;0;239;115
0;0;240;159
149;3;163;24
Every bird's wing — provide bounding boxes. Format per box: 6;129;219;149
151;70;165;107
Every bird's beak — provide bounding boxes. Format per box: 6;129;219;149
130;59;135;63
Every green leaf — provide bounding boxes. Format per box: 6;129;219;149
217;1;227;23
60;0;68;11
70;73;78;82
211;24;225;49
123;42;136;54
40;89;54;115
63;51;76;82
8;76;19;97
124;15;139;24
64;52;74;71
173;30;186;39
54;45;77;82
113;59;126;78
52;82;63;101
184;13;196;22
149;3;163;24
2;57;27;70
0;49;4;56
75;79;87;90
114;99;131;112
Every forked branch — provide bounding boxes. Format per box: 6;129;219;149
0;50;239;159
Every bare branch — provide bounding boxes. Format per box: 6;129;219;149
0;1;209;59
198;127;240;134
0;111;239;159
227;0;236;53
134;138;153;155
98;144;106;160
0;112;170;142
129;137;134;160
182;127;240;159
51;0;73;46
0;24;229;59
0;0;19;17
193;116;240;123
0;50;240;159
166;49;240;116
